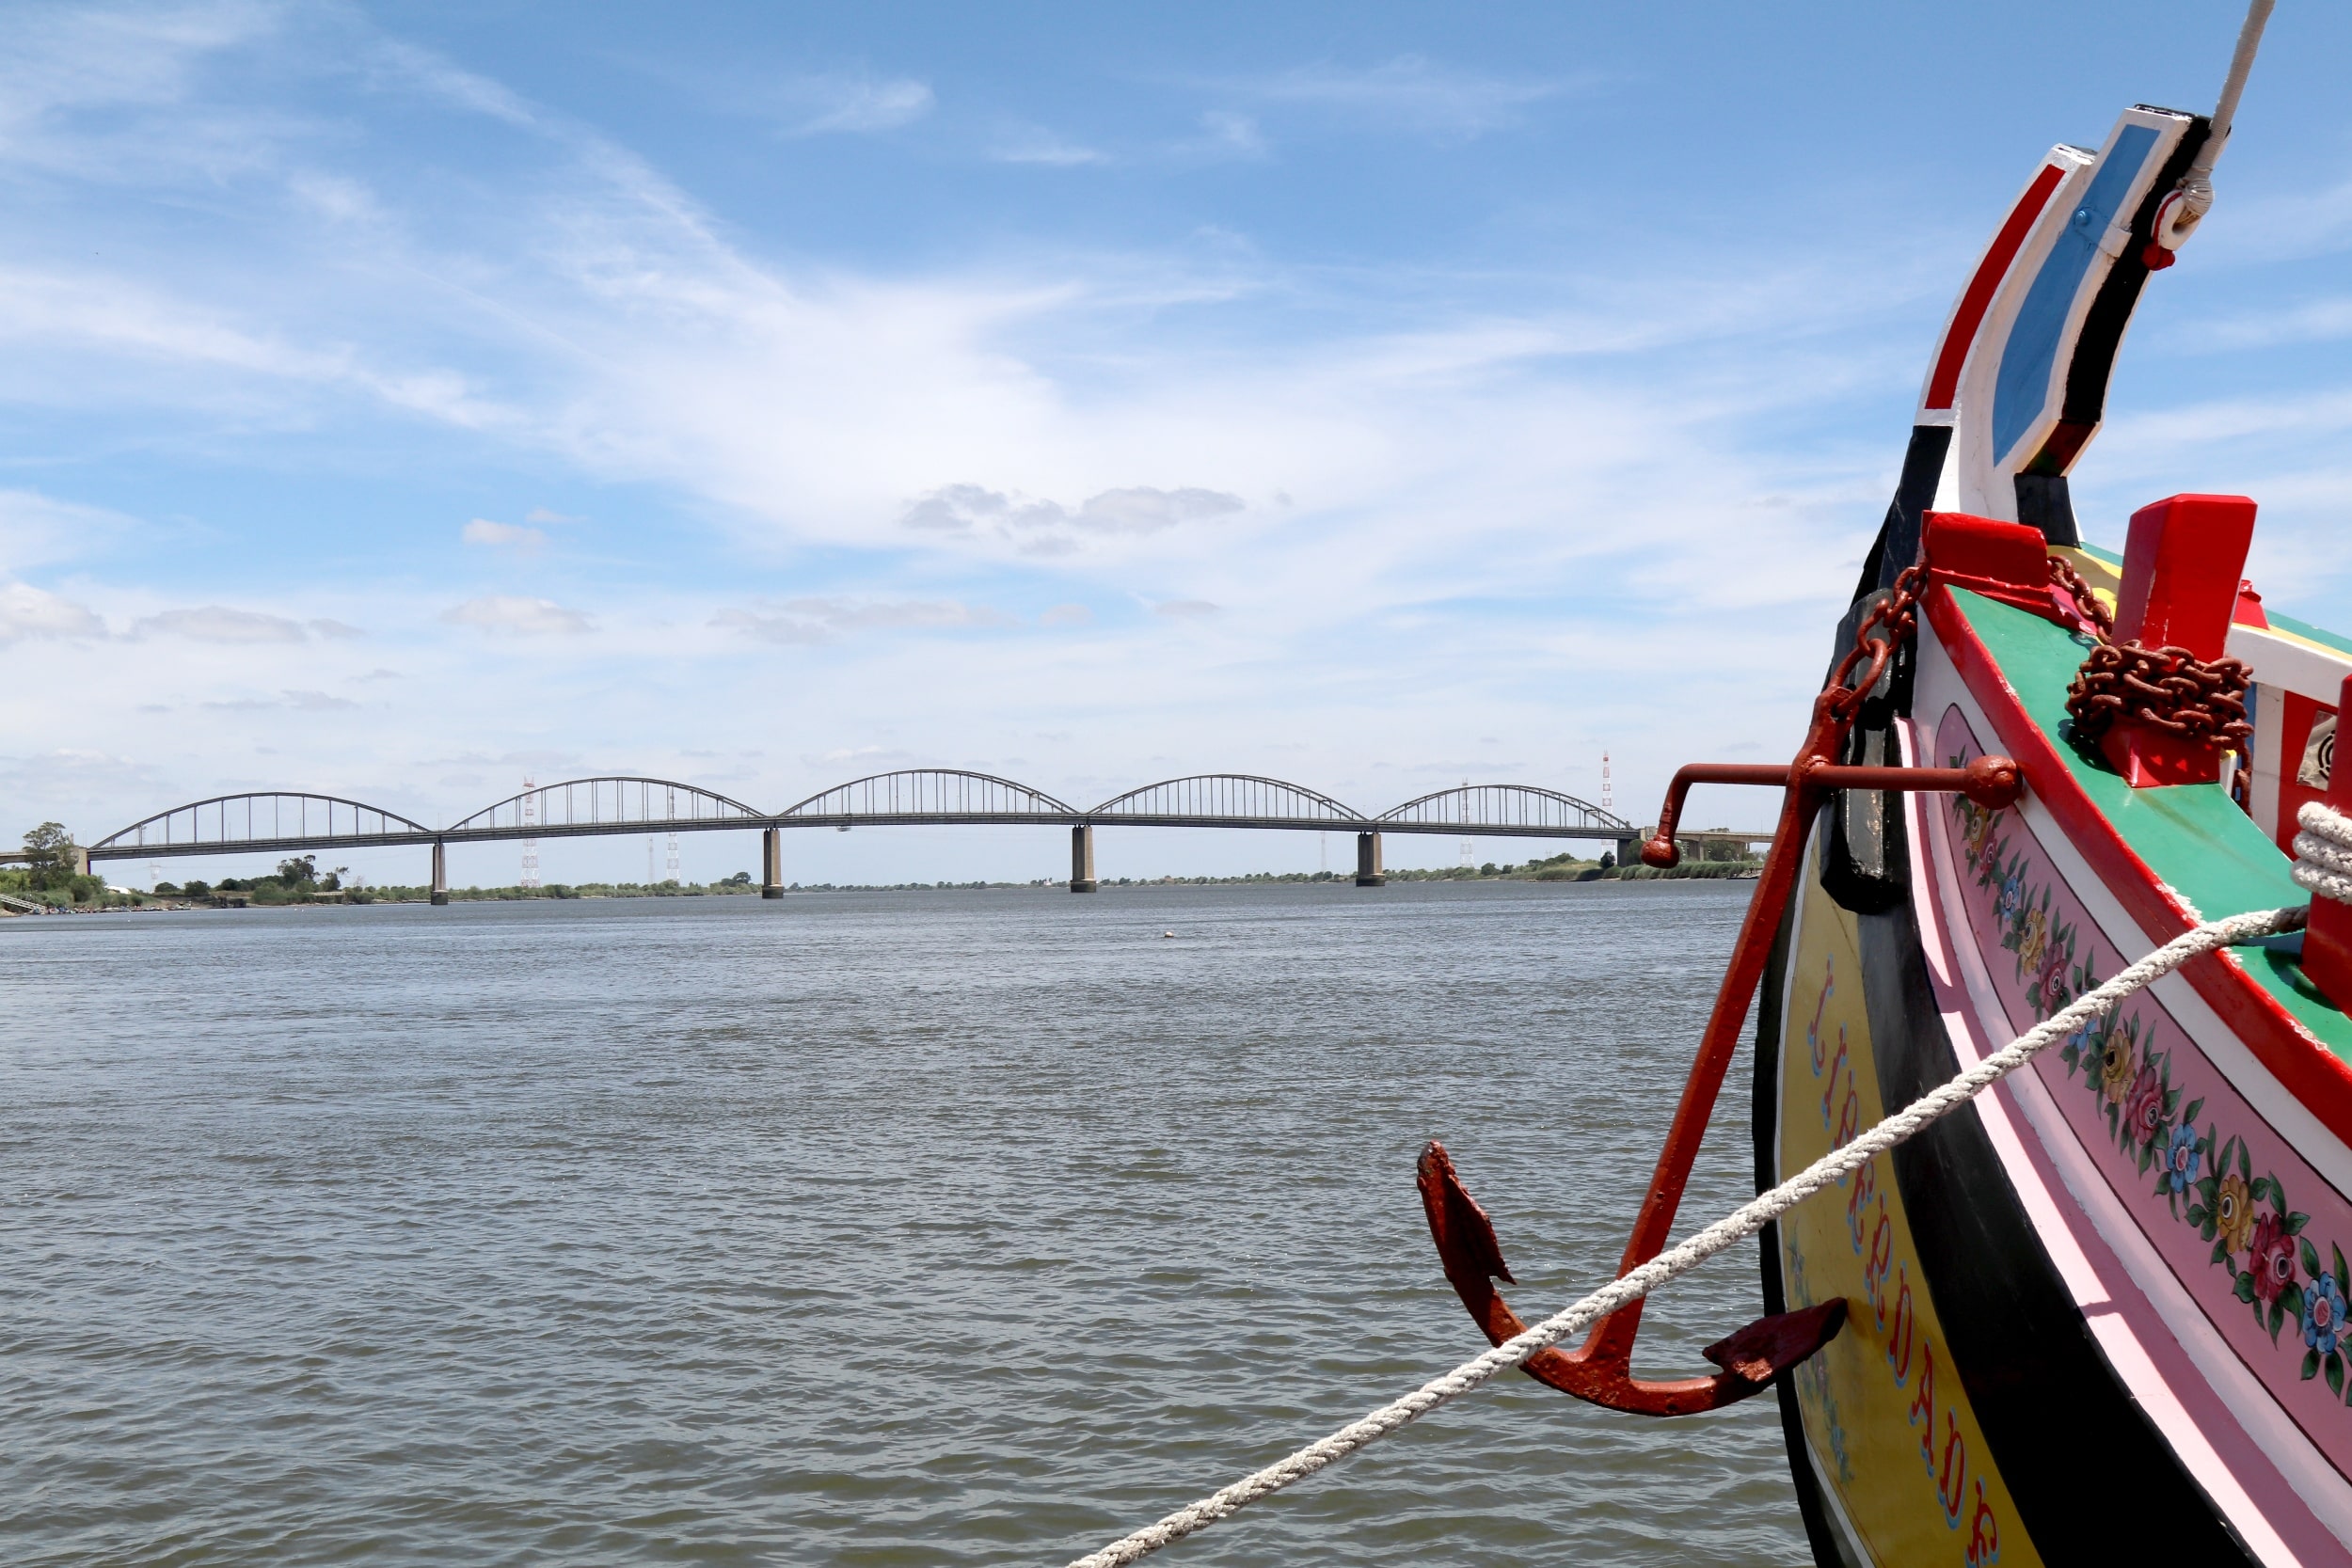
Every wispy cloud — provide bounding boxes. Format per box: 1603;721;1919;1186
440;595;594;635
1152;598;1220;619
990;125;1110;166
462;517;548;548
135;605;310;643
785;73;933;135
714;597;1015;644
900;484;1246;552
203;689;361;712
0;581;104;641
1225;55;1569;138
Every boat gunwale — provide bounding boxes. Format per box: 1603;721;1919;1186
1922;581;2352;1145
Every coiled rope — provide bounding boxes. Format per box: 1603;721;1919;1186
2295;800;2352;906
1061;897;2312;1568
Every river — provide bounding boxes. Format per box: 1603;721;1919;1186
0;879;1803;1566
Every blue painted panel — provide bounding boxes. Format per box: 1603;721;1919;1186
1990;124;2159;465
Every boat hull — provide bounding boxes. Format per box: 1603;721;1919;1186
1758;605;2352;1566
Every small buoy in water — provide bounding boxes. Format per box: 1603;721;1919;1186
1161;930;1176;939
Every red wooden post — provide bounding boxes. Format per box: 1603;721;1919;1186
2302;673;2352;1006
2102;493;2257;787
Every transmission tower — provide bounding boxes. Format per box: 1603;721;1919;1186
664;786;680;883
646;834;657;886
519;775;541;889
1601;751;1613;816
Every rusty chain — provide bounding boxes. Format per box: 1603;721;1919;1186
2057;555;2253;749
1824;564;1925;719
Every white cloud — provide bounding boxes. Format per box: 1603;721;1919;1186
203;689;361;711
462;517;548;548
135;605;310;642
440;595;594;635
1152;598;1221;619
714;597;1015;644
787;75;932;135
1040;603;1091;626
900;484;1246;549
0;581;104;641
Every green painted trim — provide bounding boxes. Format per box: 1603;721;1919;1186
2075;540;2123;567
1950;589;2352;1055
2266;609;2352;659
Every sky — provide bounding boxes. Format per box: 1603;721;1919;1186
7;0;2352;888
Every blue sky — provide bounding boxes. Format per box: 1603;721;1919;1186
8;1;2352;886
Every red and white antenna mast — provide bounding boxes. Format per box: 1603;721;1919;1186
519;775;541;889
1601;752;1613;816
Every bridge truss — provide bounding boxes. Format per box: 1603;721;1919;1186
84;772;1668;867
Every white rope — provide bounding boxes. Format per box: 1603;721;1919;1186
2165;0;2276;243
2295;800;2352;907
1061;899;2308;1568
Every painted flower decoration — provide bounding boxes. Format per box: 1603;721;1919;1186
2252;1212;2298;1307
2125;1064;2166;1146
2164;1124;2201;1195
2307;1272;2347;1359
2036;949;2072;1016
2018;906;2048;975
2099;1035;2136;1106
1998;871;2025;924
2216;1173;2255;1257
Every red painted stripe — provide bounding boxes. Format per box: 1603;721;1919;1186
1922;162;2071;414
1924;585;2352;1145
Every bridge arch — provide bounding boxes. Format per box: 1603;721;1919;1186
1375;784;1634;836
779;769;1075;824
1087;774;1366;827
88;792;435;860
443;777;767;838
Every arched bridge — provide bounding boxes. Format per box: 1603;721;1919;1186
80;768;1722;898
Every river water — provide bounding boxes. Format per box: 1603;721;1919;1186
0;879;1803;1566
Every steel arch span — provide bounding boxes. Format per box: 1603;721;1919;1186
779;769;1076;826
87;792;435;861
442;777;768;842
1376;784;1635;838
1088;774;1366;829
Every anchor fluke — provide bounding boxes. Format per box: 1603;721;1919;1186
1416;1139;1845;1417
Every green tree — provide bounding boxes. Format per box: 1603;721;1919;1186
23;822;79;892
276;854;318;887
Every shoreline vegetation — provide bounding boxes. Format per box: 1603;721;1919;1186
5;836;1763;914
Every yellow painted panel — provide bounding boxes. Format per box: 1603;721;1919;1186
1775;856;2041;1568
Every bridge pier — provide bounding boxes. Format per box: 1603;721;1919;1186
1071;823;1097;892
1617;834;1643;868
430;840;448;906
1355;831;1385;887
761;825;784;898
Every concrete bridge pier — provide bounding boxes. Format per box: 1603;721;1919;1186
1071;823;1098;892
1616;834;1644;868
1355;831;1385;887
761;826;784;898
430;840;448;906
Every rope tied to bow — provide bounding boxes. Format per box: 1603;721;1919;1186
1057;899;2310;1568
2294;801;2352;909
